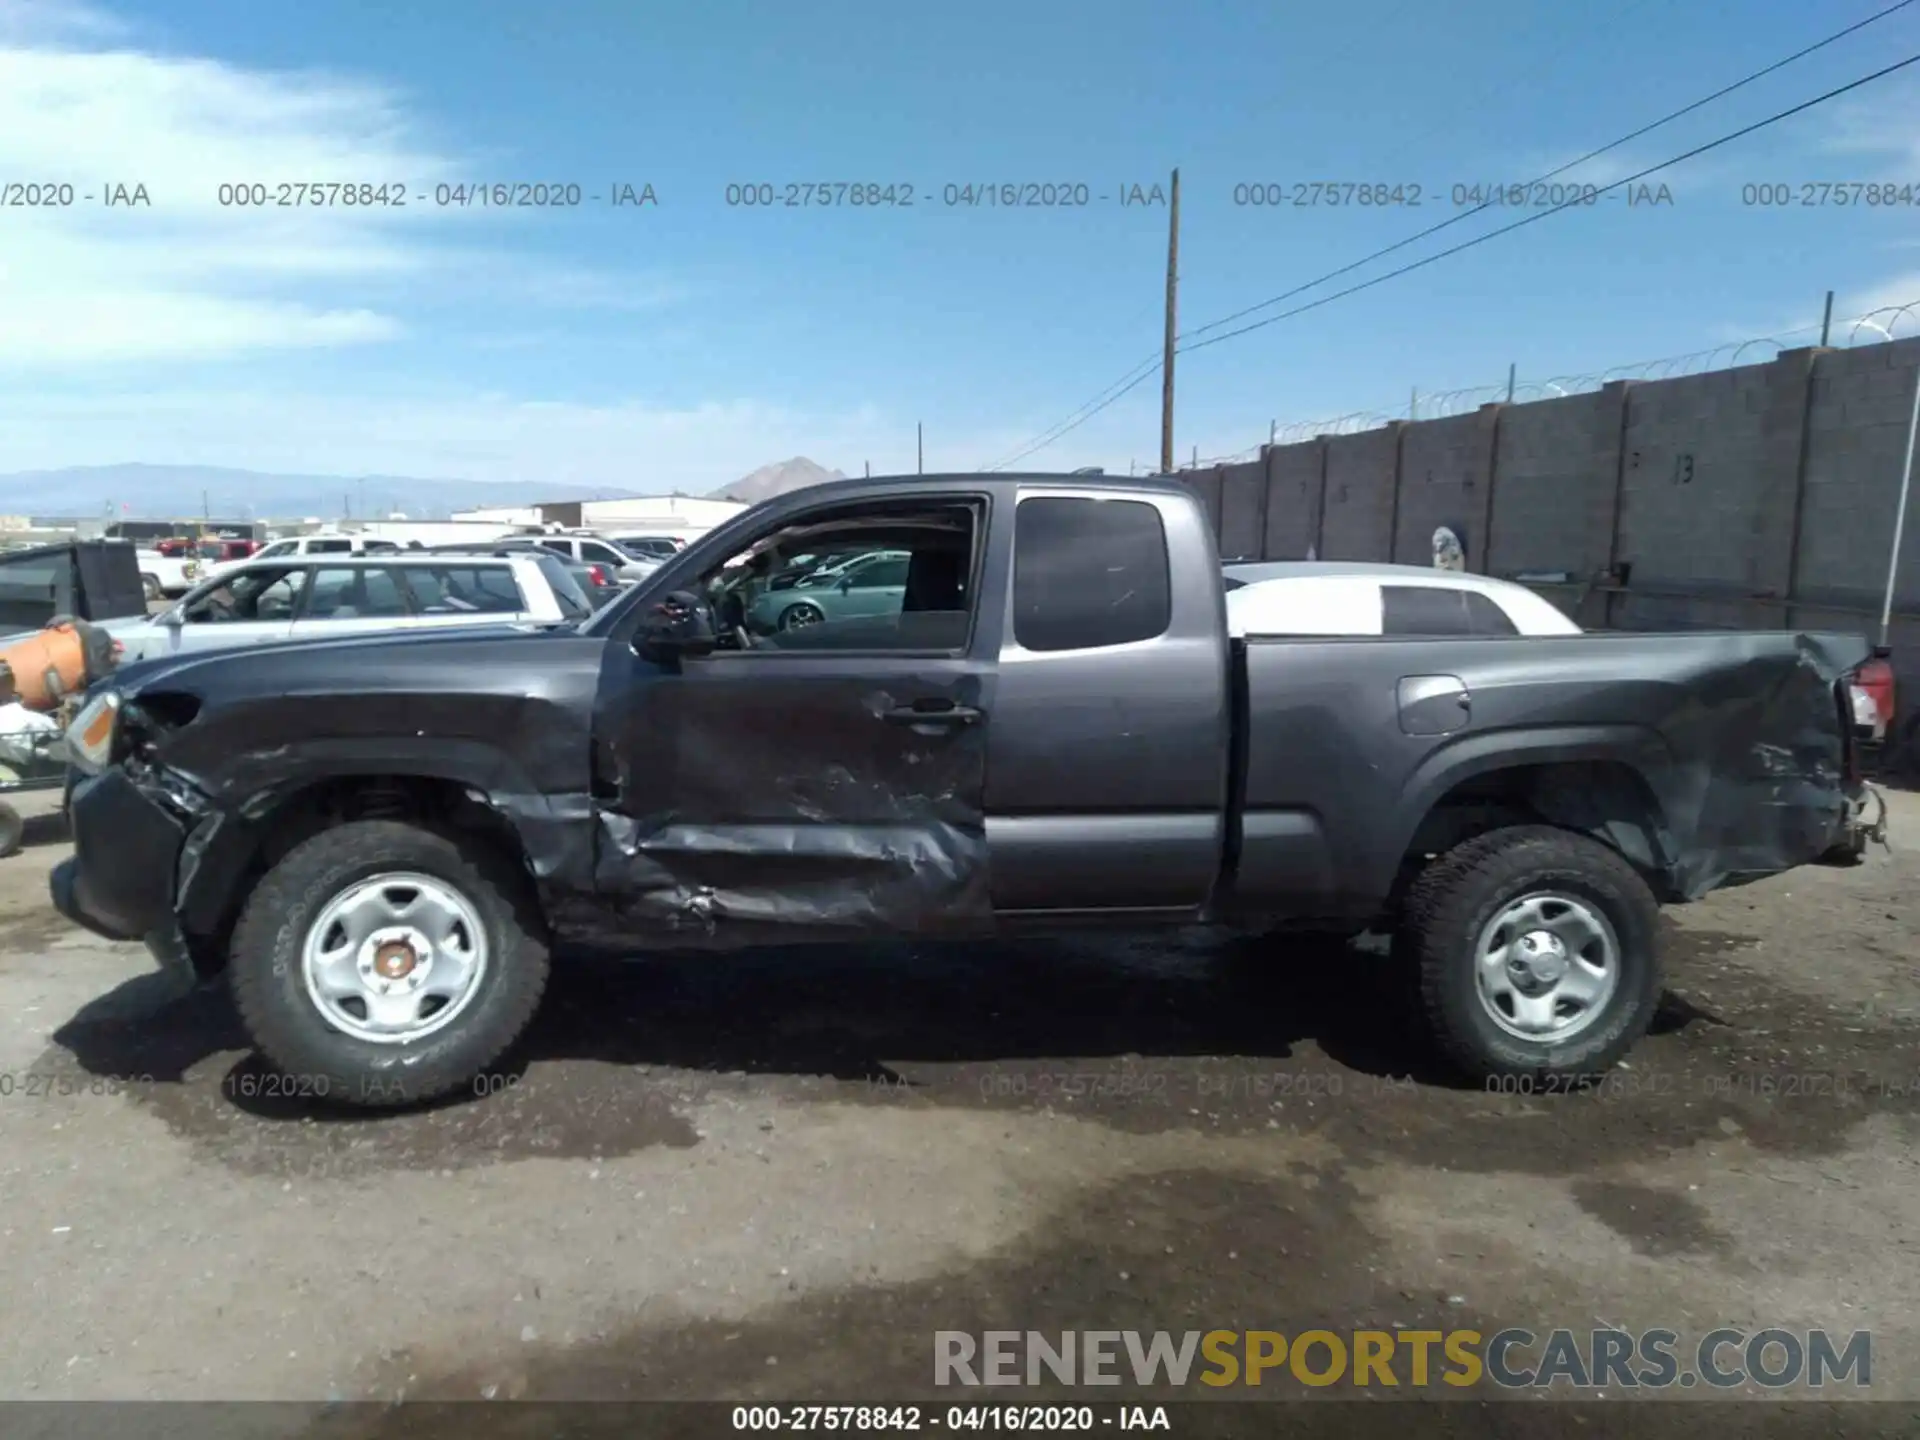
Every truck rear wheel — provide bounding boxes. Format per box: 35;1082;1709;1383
1400;825;1660;1083
229;819;549;1108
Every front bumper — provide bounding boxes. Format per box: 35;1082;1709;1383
48;767;189;942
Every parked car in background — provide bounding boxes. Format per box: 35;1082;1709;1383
746;547;912;633
131;546;201;602
1221;562;1583;638
203;533;403;583
609;533;688;562
532;533;660;584
427;541;617;610
72;552;586;666
194;538;261;566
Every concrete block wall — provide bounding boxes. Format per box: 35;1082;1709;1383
1392;407;1500;568
1484;388;1622;584
1612;357;1791;627
1263;439;1325;559
1179;335;1920;675
1798;342;1920;609
1217;459;1267;560
1317;424;1403;561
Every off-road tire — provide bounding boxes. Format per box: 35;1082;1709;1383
229;819;549;1108
1401;824;1660;1084
141;573;161;602
0;802;22;859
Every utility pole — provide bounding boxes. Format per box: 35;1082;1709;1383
1159;166;1180;476
1820;289;1835;347
864;460;871;478
201;488;209;521
917;423;924;475
1506;363;1517;404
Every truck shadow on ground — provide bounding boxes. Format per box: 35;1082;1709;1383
50;926;1451;1100
39;921;1826;1183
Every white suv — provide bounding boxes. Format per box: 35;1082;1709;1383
76;552;589;666
202;533;402;583
534;533;661;583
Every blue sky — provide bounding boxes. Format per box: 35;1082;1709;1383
2;0;1919;491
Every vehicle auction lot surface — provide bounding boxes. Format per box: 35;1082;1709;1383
1;792;1919;1434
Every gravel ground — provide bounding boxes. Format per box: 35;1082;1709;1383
0;789;1917;1437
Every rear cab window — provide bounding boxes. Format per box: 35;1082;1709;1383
1381;583;1524;637
1012;496;1171;651
1381;585;1472;636
1464;590;1519;636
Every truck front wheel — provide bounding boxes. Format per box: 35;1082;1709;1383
1400;825;1660;1083
229;819;550;1107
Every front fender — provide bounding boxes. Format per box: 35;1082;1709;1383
167;735;595;940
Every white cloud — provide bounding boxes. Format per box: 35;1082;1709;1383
1810;74;1920;168
0;3;673;369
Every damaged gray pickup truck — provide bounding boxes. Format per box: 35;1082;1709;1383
49;474;1881;1106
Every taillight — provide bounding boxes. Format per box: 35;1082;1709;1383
588;564;609;586
1852;656;1896;743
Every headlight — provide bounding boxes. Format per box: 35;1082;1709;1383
66;689;121;775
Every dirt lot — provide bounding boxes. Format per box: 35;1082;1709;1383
1;789;1918;1435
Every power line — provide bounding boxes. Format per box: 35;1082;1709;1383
1180;50;1920;355
985;1;1917;470
1182;0;1917;344
980;352;1162;472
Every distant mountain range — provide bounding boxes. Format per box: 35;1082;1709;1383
0;458;846;522
707;457;847;504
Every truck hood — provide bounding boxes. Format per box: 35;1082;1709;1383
110;621;588;704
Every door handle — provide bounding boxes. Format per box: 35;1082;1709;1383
883;701;983;726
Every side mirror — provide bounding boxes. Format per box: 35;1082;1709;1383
837;575;854;593
634;589;718;663
159;607;185;628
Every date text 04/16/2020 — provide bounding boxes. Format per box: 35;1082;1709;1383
729;1406;1170;1431
208;181;658;208
1228;180;1676;208
722;182;1169;208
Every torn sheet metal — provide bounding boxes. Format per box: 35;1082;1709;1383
1649;631;1868;898
587;660;992;947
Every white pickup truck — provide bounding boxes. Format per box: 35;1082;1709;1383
130;547;201;602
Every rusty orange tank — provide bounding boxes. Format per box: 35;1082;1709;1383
0;621;115;712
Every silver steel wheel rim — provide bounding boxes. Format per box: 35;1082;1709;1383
780;604;822;630
1473;890;1620;1043
301;872;489;1045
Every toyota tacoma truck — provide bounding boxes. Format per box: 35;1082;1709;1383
47;474;1880;1106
